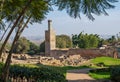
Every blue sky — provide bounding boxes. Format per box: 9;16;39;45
22;1;120;37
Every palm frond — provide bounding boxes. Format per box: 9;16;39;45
54;0;118;20
0;21;5;31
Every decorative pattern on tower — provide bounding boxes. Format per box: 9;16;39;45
45;20;56;55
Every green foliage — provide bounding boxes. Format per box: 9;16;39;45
28;41;39;55
108;36;116;42
91;57;120;67
8;65;66;82
0;63;88;81
36;64;89;77
0;42;11;51
101;39;110;45
0;63;4;75
89;68;110;79
0;0;118;81
13;37;30;54
56;35;72;48
0;0;118;24
39;41;45;52
72;34;78;48
2;0;51;23
101;35;118;46
89;66;120;80
13;37;40;55
72;32;100;49
54;0;117;20
5;42;11;51
89;57;120;80
110;66;120;81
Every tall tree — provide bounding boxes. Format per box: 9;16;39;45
72;32;101;49
56;35;72;48
72;34;79;48
40;41;45;53
13;37;30;54
0;0;51;81
28;41;39;55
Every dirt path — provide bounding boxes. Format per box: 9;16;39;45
66;68;95;82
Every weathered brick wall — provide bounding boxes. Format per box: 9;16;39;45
68;48;115;58
50;48;116;59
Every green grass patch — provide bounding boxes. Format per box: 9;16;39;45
89;57;120;80
90;57;120;67
89;71;110;79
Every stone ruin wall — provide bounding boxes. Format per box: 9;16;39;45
50;48;117;59
44;20;118;59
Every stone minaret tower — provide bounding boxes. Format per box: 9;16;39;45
45;20;56;55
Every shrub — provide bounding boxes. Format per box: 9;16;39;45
0;64;67;82
96;62;105;67
9;65;67;82
110;67;120;82
89;68;110;79
90;68;110;73
0;63;4;75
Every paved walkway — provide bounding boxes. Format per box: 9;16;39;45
66;68;95;82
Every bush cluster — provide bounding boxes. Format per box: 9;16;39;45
0;64;66;82
110;66;120;82
90;68;110;73
0;63;3;75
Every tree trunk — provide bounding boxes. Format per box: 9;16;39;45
1;21;23;82
1;15;31;82
0;0;32;58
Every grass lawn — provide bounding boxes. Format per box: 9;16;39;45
89;57;120;79
90;57;120;67
89;71;110;79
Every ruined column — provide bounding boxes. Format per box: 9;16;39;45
45;20;56;56
48;20;52;30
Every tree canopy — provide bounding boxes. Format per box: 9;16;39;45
72;32;101;49
39;41;45;52
53;0;118;20
13;37;39;55
0;0;118;29
13;37;30;54
56;35;72;48
1;0;51;23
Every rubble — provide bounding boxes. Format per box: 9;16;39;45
0;53;89;66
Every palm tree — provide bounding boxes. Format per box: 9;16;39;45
0;0;51;58
0;0;51;81
1;15;31;82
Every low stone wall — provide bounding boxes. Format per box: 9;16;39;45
50;48;116;59
50;50;68;59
